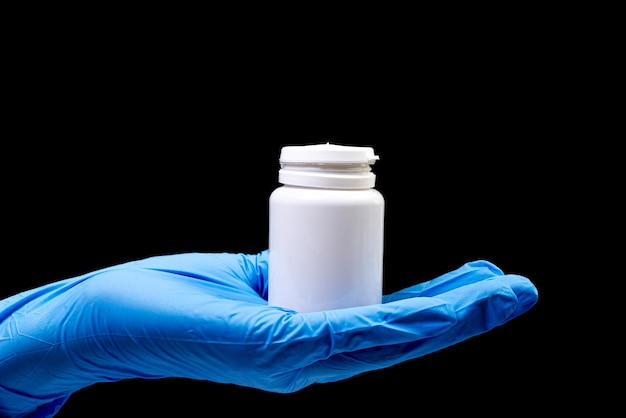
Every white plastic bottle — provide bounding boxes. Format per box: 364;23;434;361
268;143;385;313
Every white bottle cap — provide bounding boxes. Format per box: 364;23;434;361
278;143;379;189
279;143;379;164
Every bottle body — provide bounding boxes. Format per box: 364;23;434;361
268;185;384;313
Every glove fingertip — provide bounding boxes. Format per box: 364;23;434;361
504;274;539;318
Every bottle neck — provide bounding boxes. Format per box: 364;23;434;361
278;162;376;189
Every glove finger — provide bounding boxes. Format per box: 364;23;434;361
292;273;537;390
263;295;457;365
230;296;458;391
224;260;533;378
383;259;505;302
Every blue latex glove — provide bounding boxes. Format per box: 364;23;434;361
0;250;538;417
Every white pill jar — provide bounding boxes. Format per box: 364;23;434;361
268;143;385;313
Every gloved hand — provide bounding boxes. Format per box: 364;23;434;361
0;250;538;417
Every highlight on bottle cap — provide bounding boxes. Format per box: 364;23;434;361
279;143;379;165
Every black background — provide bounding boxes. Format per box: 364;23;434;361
3;16;594;416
